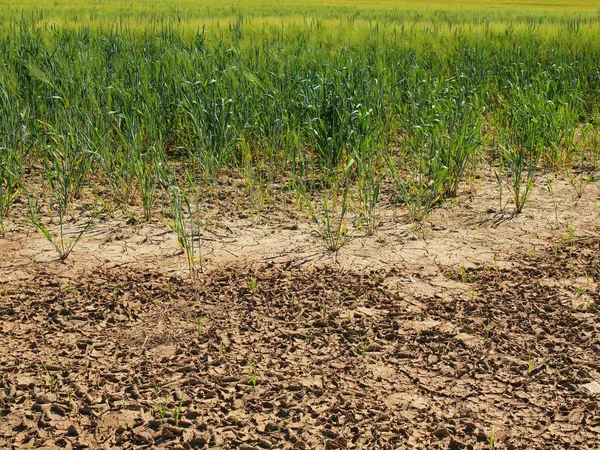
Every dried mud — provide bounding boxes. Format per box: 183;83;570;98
1;236;599;449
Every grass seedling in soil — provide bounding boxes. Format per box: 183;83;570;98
459;265;470;283
566;122;596;201
0;148;21;236
295;159;354;252
545;176;560;228
501;143;540;215
239;137;271;218
248;276;258;294
139;162;157;222
170;185;201;281
493;156;520;219
488;428;495;449
153;402;166;419
563;221;576;260
494;163;506;214
482;319;493;339
26;194;100;261
25;138;102;260
527;359;534;375
136;143;171;222
564;167;593;203
247;358;259;387
355;162;380;236
40;363;56;389
172;400;183;427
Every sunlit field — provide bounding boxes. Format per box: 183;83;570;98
2;1;600;235
4;0;600;24
1;1;600;449
4;0;600;35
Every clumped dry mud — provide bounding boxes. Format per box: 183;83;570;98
1;177;600;449
1;239;599;449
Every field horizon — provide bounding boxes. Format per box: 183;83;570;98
3;0;600;30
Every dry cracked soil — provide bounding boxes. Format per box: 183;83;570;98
1;176;600;449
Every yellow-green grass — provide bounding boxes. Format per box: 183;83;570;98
2;3;600;50
2;0;600;31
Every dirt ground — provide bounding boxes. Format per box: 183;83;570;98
1;175;600;449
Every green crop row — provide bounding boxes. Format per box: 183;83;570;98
1;17;599;263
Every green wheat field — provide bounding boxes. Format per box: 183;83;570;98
1;0;600;257
2;3;600;449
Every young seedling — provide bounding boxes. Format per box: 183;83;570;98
25;138;103;261
501;142;539;215
247;359;259;387
567;173;586;202
563;221;575;258
26;195;100;261
154;402;166;419
0;148;21;236
249;276;258;294
294;159;355;253
482;319;492;339
40;363;56;389
494;164;506;214
459;265;470;283
545;176;560;228
170;185;201;281
173;400;183;427
488;428;495;449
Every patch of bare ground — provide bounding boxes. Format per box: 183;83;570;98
1;174;599;283
1;174;600;449
1;235;599;449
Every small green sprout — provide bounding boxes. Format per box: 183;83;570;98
249;276;258;294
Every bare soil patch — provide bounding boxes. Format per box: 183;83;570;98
2;175;600;281
1;175;600;448
1;235;599;449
